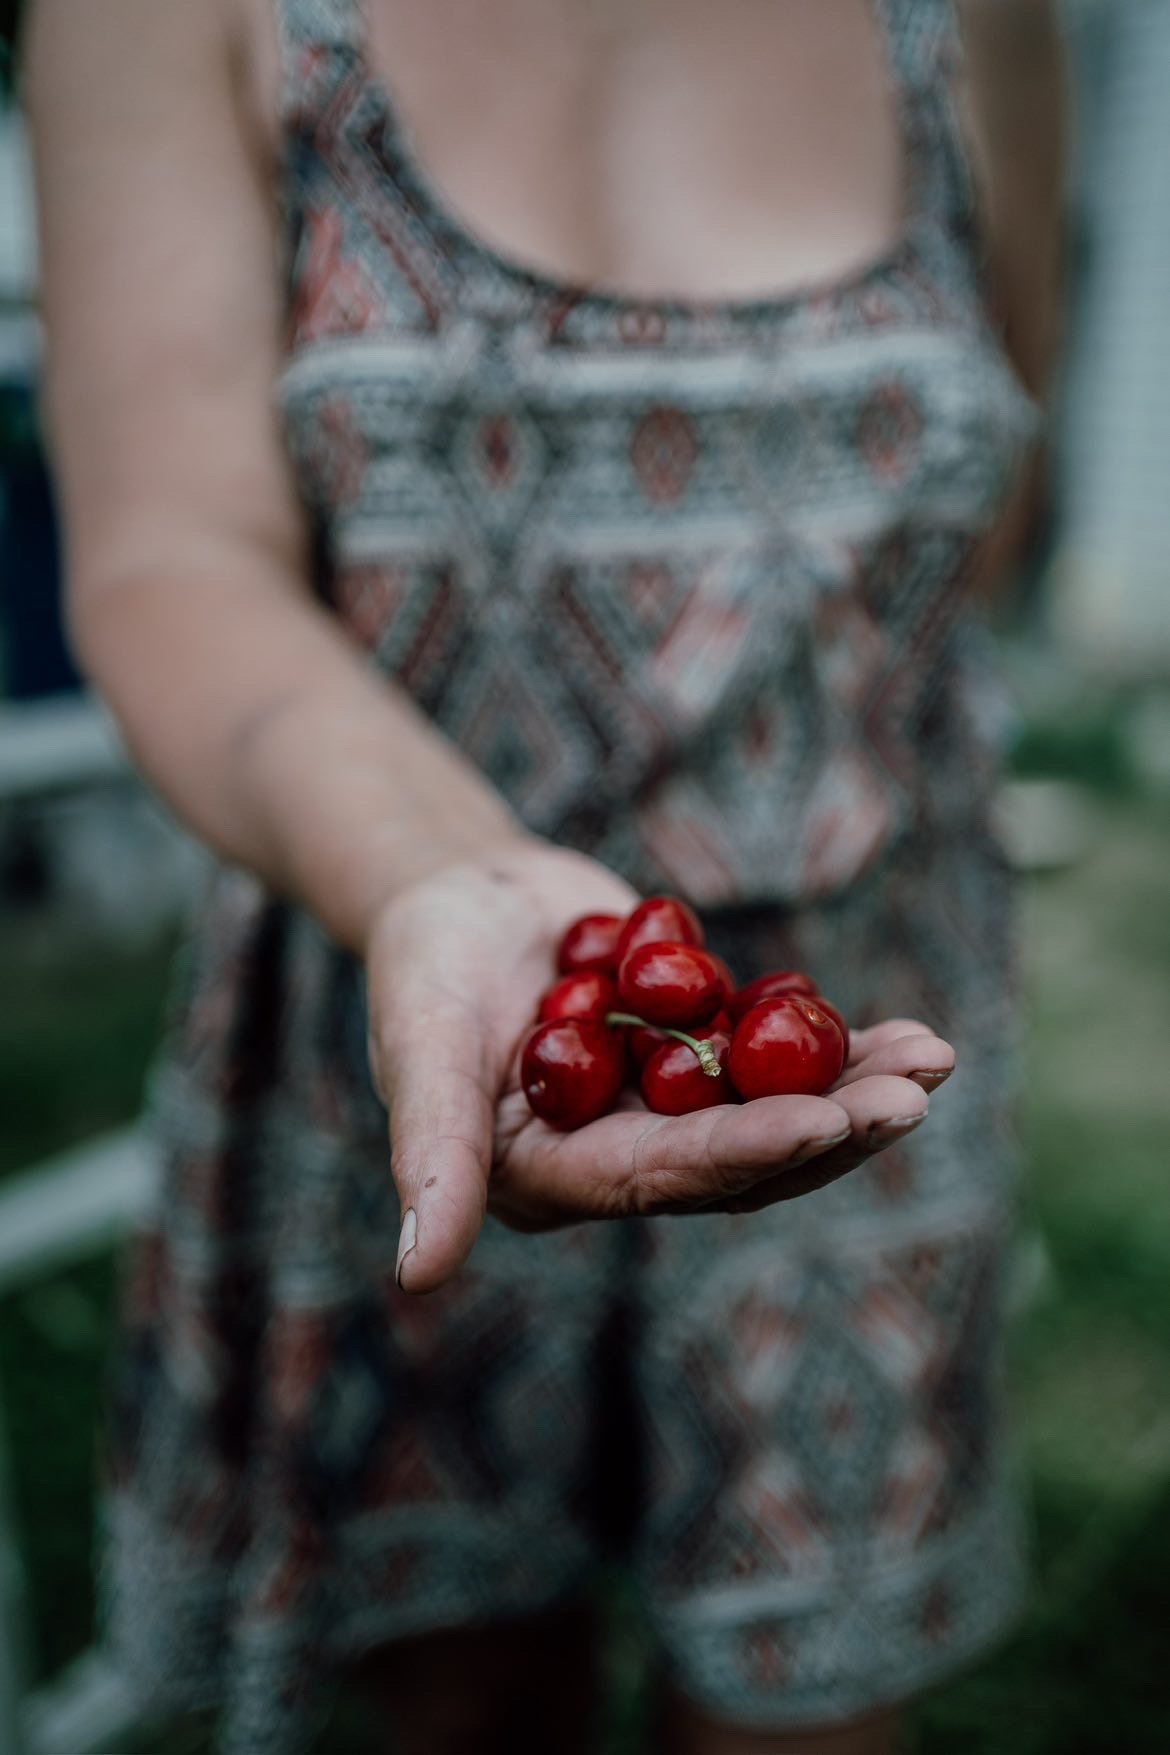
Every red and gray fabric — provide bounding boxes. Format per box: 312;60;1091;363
102;2;1037;1749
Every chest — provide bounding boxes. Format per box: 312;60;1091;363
244;0;905;302
262;0;1034;562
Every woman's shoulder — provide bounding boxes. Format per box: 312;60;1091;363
25;0;272;149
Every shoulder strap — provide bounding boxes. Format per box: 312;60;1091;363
876;0;984;255
271;0;364;123
875;0;960;94
273;0;362;52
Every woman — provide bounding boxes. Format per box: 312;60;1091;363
27;0;1063;1751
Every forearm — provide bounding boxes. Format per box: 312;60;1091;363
73;556;522;954
28;0;520;951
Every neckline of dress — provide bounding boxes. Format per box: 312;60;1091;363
326;0;939;324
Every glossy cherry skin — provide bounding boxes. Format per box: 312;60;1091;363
627;1008;732;1071
641;1031;736;1115
556;913;626;976
615;895;704;962
728;970;819;1023
521;1019;627;1130
617;942;725;1028
728;996;846;1100
811;993;850;1060
537;970;619;1025
628;1024;667;1071
709;954;738;1001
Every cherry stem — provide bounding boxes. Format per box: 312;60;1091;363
605;1011;723;1078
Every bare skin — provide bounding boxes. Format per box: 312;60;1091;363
348;1601;602;1755
25;0;953;1296
654;1694;901;1755
25;1;1062;1750
240;0;906;304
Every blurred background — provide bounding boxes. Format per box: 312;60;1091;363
2;2;1170;1752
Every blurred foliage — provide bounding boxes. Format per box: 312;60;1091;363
0;1254;118;1680
0;384;40;459
0;928;177;1180
1009;702;1134;795
1000;648;1170;801
908;794;1170;1754
0;925;176;1680
1;0;21;61
1;793;1169;1749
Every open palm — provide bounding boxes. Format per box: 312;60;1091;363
366;841;954;1293
491;1015;949;1225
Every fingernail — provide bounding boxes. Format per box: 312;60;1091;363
395;1208;417;1289
791;1127;851;1166
867;1113;926;1148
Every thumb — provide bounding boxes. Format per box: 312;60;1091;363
374;993;496;1295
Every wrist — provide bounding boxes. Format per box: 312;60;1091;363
348;821;539;958
228;683;531;954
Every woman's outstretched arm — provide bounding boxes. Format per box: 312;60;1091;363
26;0;522;956
26;0;954;1290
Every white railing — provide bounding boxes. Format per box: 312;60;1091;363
0;697;128;802
0;1132;156;1755
0;695;155;1754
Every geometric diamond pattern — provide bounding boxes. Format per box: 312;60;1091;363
274;0;1037;907
102;1;1037;1750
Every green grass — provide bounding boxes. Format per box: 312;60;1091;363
0;927;178;1180
2;795;1170;1750
0;925;177;1683
908;796;1170;1754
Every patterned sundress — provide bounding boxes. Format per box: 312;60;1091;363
102;2;1040;1750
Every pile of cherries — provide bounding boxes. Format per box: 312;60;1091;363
522;895;851;1130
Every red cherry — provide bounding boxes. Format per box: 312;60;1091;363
521;1019;627;1130
707;955;737;1007
628;1024;667;1070
537;970;619;1024
617;941;724;1028
616;896;704;961
728;996;846;1100
556;914;626;976
811;993;850;1060
728;970;819;1022
628;1007;731;1070
642;1030;736;1115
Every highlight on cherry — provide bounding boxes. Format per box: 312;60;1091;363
521;894;851;1129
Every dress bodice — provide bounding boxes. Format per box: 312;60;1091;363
273;0;1037;903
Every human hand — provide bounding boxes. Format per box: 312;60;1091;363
365;841;955;1292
